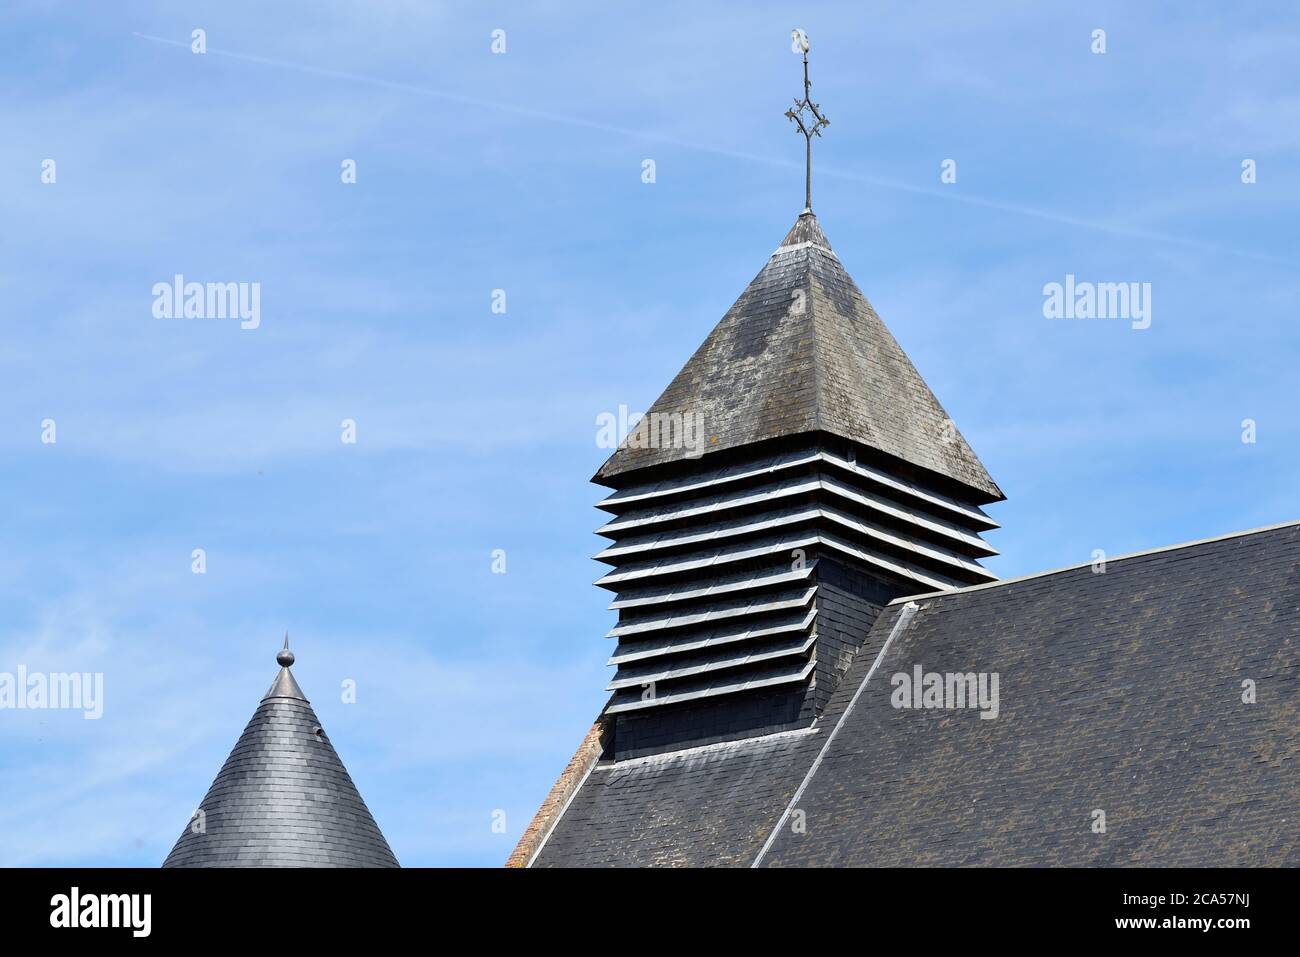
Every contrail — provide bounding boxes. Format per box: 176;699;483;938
132;32;1294;266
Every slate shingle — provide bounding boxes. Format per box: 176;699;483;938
594;212;1002;503
163;653;398;868
532;521;1300;867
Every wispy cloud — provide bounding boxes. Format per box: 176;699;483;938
129;30;1298;265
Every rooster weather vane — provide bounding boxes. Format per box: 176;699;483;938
785;28;829;212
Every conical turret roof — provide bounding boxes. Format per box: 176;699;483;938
595;211;1002;503
163;637;398;868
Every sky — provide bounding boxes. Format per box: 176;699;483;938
1;1;1298;867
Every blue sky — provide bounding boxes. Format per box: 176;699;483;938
2;2;1298;866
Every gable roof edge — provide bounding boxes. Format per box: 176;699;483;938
890;516;1300;606
509;716;607;868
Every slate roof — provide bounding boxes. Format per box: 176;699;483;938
529;520;1300;866
163;643;398;868
594;212;1003;503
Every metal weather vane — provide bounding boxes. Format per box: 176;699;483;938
785;28;829;212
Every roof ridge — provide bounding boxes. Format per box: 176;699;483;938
890;516;1300;605
805;237;826;440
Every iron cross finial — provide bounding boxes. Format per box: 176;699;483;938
785;28;829;213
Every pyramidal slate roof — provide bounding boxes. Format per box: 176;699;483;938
595;212;1003;503
524;520;1300;866
163;640;398;868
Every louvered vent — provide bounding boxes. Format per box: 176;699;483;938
595;442;998;717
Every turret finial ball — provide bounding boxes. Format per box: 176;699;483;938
277;632;294;668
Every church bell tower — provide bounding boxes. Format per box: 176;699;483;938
592;35;1003;759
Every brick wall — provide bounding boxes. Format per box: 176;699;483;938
506;718;607;867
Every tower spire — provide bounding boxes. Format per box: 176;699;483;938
265;631;305;700
163;633;398;867
784;28;829;213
